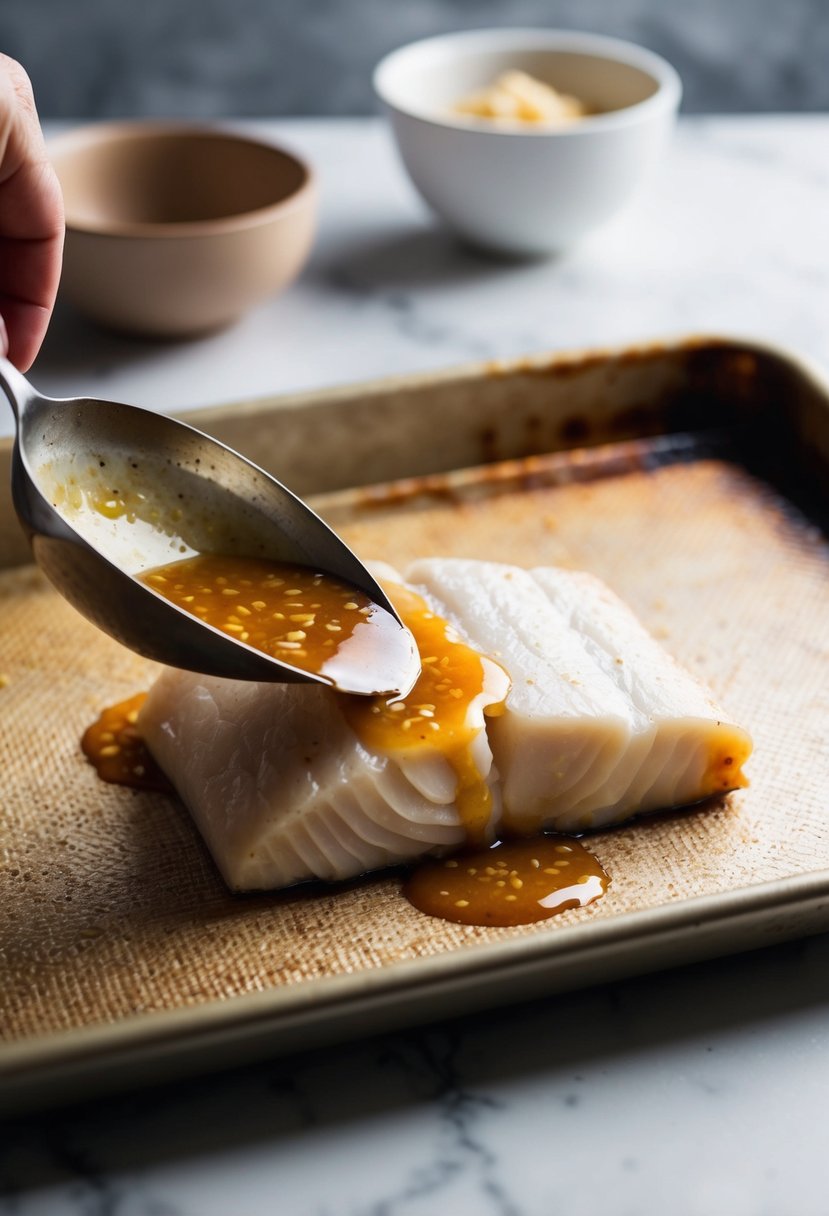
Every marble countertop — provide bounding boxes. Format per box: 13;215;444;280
4;116;829;1215
10;114;829;427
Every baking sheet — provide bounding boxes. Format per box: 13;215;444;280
2;336;829;1112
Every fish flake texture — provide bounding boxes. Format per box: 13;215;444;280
1;458;828;1042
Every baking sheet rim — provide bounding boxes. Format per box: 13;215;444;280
4;329;828;455
4;330;829;1096
4;868;829;1084
166;330;829;433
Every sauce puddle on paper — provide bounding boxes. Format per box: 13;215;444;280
404;836;608;926
82;692;171;793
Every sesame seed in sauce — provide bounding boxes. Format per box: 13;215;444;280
404;837;609;927
140;555;381;681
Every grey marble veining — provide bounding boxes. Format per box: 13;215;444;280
1;0;829;119
2;115;829;1215
5;932;829;1214
8;114;829;434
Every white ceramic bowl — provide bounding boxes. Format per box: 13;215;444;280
374;29;681;256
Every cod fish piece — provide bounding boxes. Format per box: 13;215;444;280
406;559;753;833
139;578;509;891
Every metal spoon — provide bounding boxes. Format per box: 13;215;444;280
0;357;420;697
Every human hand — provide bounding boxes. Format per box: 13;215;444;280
0;53;64;371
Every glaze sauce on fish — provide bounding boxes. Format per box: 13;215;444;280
341;580;508;845
82;565;609;927
83;692;609;927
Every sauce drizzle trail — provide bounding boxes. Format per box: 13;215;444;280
341;579;509;846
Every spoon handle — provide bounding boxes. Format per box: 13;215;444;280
0;357;41;421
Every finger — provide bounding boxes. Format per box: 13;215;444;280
0;292;50;371
0;311;8;359
0;55;52;183
0;293;51;371
0;211;63;370
0;56;64;369
0;150;64;242
0;231;63;307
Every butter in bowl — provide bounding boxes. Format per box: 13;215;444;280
48;123;317;337
374;28;682;257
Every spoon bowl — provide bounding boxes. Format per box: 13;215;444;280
0;358;420;697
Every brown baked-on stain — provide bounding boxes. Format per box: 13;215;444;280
483;338;703;383
348;436;698;519
559;414;592;444
405;836;609;926
474;341;776;472
475;340;776;466
353;473;461;510
483;349;623;382
608;404;660;436
480;424;500;465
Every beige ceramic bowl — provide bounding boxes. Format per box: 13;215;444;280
49;123;316;337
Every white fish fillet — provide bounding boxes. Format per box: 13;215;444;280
139;560;752;890
139;619;506;892
407;559;752;833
